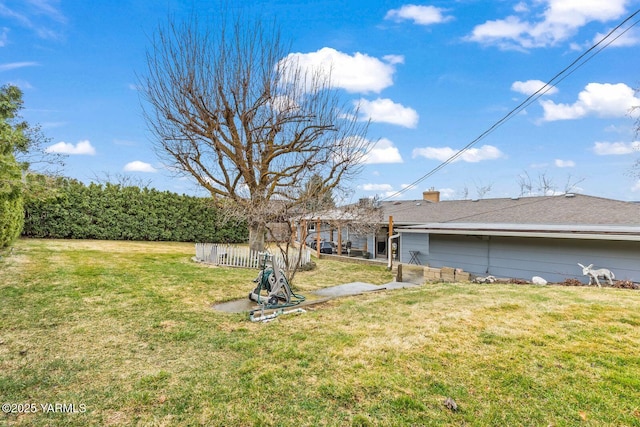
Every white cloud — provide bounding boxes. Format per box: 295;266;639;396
412;144;504;163
543;0;626;28
382;54;404;65
513;2;529;13
511;79;558;96
466;0;628;49
582;28;640;49
45;140;96;155
362;138;403;164
356;98;418;128
633;180;640;192
124;161;157;173
280;47;402;94
593;141;640;155
382;189;405;199
0;61;39;72
465;16;532;50
385;5;453;25
554;159;575;168
540;83;640;121
269;95;300;114
360;183;394;192
0;27;8;47
438;188;457;200
0;1;66;40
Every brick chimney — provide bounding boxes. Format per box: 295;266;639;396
423;189;440;203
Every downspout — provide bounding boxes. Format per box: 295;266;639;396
486;236;491;274
388;234;400;270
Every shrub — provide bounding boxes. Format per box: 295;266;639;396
0;193;23;248
22;179;247;242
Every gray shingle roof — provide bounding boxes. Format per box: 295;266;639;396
380;194;640;226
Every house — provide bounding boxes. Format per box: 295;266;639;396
294;191;441;257
292;190;640;283
391;192;640;283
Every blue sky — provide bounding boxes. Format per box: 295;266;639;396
3;0;640;202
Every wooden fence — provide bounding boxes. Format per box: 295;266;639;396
195;243;311;269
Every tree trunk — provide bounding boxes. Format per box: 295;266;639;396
249;223;266;252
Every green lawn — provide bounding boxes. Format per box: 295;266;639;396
1;239;639;426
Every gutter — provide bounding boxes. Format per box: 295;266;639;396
398;225;640;242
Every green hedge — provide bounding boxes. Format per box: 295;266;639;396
22;180;247;243
1;193;24;248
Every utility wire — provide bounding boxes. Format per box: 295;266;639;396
381;7;640;201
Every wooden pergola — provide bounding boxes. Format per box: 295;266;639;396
295;209;360;258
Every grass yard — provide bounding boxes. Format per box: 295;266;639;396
1;239;639;426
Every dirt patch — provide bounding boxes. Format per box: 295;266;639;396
525;278;640;290
23;238;194;254
552;278;639;290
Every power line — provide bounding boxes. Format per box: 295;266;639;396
381;7;640;201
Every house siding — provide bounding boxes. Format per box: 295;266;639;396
401;233;640;283
399;233;429;264
426;235;488;273
348;235;368;251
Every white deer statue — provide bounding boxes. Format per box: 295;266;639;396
578;263;615;287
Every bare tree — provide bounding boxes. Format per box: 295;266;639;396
91;171;153;189
561;173;585;194
139;12;370;253
264;197;381;284
537;172;556;196
517;171;534;196
517;170;584;197
14;124;65;178
458;185;470;200
474;180;493;199
517;171;555;196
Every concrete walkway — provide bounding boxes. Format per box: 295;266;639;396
212;281;419;313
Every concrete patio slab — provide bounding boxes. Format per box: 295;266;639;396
212;281;420;313
381;281;421;290
212;298;257;313
312;282;382;298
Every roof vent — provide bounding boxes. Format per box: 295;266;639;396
471;198;479;202
565;193;576;198
511;196;519;200
416;202;422;206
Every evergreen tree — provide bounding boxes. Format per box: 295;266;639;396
0;85;29;248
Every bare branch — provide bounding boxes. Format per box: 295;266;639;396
517;171;533;197
516;170;585;197
139;11;370;252
562;173;585;194
474;180;493;199
91;171;153;189
537;172;556;196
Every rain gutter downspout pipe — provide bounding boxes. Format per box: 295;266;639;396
388;233;400;270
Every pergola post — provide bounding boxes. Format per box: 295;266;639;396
316;218;321;257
